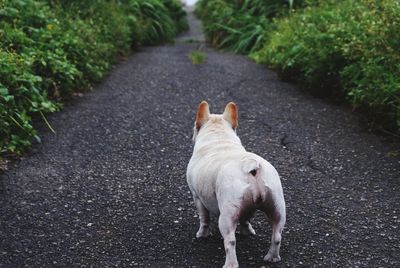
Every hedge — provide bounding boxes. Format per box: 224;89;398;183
0;0;187;154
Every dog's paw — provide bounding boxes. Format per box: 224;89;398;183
223;263;239;268
196;226;211;238
263;252;281;263
240;223;256;236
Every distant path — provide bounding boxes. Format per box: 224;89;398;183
1;11;399;267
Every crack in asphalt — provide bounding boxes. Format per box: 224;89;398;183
279;134;292;148
305;156;327;175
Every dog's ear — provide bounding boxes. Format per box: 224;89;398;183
195;101;210;130
223;102;238;129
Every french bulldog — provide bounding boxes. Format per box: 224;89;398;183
187;101;286;268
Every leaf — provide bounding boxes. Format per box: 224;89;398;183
0;86;9;96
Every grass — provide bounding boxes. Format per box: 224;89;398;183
188;50;206;65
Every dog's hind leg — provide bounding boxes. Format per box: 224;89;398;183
219;212;239;268
263;196;286;262
239;209;256;236
194;197;211;238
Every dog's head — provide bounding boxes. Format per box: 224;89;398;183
192;101;238;141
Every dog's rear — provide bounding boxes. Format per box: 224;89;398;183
187;101;286;268
216;154;286;265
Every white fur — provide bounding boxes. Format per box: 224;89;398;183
187;103;286;268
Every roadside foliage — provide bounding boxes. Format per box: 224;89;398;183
0;0;187;154
196;0;400;133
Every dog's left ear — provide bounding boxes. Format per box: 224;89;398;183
223;102;238;129
195;101;210;130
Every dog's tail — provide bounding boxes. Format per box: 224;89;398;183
241;156;266;204
241;154;281;190
242;154;285;215
241;157;261;178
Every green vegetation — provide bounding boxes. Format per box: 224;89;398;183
195;0;280;54
0;0;187;155
188;50;206;65
196;0;400;133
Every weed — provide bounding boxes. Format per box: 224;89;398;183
188;51;206;65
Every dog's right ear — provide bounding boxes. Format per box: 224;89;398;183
223;102;238;130
195;101;210;130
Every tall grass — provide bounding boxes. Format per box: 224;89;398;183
195;0;286;54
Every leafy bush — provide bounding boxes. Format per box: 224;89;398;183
253;0;400;130
197;0;400;132
0;50;58;153
0;0;187;154
162;0;189;33
130;0;186;45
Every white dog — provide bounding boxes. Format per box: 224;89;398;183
187;101;286;268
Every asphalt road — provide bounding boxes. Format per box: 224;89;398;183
1;11;399;268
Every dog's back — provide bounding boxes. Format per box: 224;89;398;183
187;115;245;215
